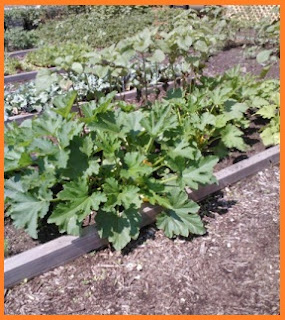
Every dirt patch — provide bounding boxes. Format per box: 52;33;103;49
4;165;279;315
205;46;279;79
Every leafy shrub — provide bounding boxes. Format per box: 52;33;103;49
4;6;42;30
4;27;38;51
4;5;71;30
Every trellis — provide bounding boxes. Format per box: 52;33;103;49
224;5;280;23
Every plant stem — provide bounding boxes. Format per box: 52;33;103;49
176;106;182;125
50;198;61;203
171;63;177;88
142;53;148;103
145;137;155;153
208;135;221;145
152;164;165;172
70;72;83;118
84;73;91;91
160;175;177;184
153;156;165;167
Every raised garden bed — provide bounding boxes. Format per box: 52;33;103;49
5;164;279;315
4;9;280;316
4;145;280;288
4;46;280;123
5;55;280;262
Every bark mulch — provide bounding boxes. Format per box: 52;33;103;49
4;165;280;315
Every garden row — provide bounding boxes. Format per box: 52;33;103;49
4;6;279;77
4;6;182;75
4;144;280;288
4;6;279;120
4;66;280;251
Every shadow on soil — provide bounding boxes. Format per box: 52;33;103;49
122;191;237;255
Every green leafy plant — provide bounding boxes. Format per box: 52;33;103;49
4;70;111;118
4;54;23;75
4;6;42;31
255;92;280;146
85;11;230;102
34;8;157;49
4;64;280;250
5;90;220;250
24;42;91;68
4;27;38;51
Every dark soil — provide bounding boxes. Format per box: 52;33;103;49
4;165;280;315
205;47;279;79
4;217;61;257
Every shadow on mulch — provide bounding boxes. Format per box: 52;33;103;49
199;191;237;218
122;191;237;255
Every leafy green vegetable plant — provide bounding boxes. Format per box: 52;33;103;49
4;64;280;250
255;92;280;146
25;42;91;68
5;90;220;250
4;54;24;76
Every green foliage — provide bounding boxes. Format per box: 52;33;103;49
4;6;42;31
24;43;91;68
5;91;220;250
4;71;110;118
156;189;204;238
85;10;230;100
34;9;156;49
4;54;23;75
255;18;280;56
255;92;280;146
3;6;281;252
4;27;38;51
4;64;280;250
230;12;279;74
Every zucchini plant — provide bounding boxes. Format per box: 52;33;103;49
4;90;220;251
4;66;280;250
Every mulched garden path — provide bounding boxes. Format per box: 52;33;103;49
5;165;280;315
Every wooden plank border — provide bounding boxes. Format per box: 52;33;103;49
4;145;280;288
8;48;37;58
4;67;58;84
